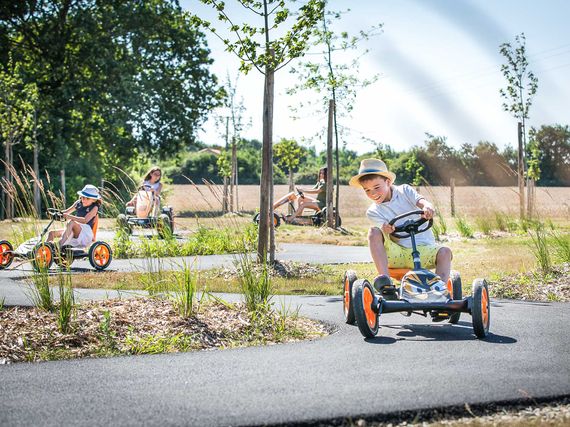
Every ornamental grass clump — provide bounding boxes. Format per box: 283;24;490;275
455;216;473;238
528;224;552;274
56;272;75;334
27;267;54;312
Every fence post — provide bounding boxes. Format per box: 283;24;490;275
450;178;455;217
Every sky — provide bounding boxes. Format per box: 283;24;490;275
183;0;570;154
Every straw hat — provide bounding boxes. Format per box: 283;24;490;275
77;184;101;200
348;158;396;187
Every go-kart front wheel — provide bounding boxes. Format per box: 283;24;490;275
448;270;462;324
32;242;54;271
353;279;379;338
0;240;14;270
343;270;357;324
89;241;112;271
253;212;281;228
471;278;490;338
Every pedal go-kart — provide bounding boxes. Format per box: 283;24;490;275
0;209;112;271
117;186;174;238
253;188;341;228
343;210;490;339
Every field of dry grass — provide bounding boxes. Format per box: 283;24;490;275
167;184;570;220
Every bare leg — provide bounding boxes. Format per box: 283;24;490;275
59;221;82;246
274;192;296;209
46;229;64;243
290;198;319;220
369;227;390;276
435;246;452;283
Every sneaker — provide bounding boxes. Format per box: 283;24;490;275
373;275;397;300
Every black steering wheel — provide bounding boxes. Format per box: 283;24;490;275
295;188;304;198
388;210;433;239
47;208;65;222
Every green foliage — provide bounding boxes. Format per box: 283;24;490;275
27;268;54;312
171;261;199;318
236;254;273;315
455;216;473;238
98;310;118;352
551;231;570;263
475;217;493;236
274;138;304;175
528;225;551;273
217;150;232;179
2;0;221;195
125;332;198;355
57;272;75;334
0;297;4;311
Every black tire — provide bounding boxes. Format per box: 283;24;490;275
89;241;112;271
117;214;132;234
448;270;462;324
54;245;74;269
157;214;173;239
353;279;379;338
0;240;14;270
472;278;490;338
252;212;281;228
32;242;54;271
343;270;358;324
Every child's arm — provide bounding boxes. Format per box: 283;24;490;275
416;198;435;220
64;205;98;224
61;202;78;215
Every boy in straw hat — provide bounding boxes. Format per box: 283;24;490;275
349;159;452;295
47;184;102;248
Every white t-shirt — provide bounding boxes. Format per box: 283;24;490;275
366;184;435;248
143;180;161;193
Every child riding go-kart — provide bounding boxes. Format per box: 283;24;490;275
253;188;341;228
343;210;490;339
117;186;174;238
0;208;112;271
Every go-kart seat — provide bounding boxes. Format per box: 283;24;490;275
92;216;99;242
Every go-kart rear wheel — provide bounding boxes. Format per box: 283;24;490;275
116;214;132;234
448;270;462;324
157;214;173;239
253;212;281;228
353;279;379;338
0;240;14;269
32;242;54;271
89;241;112;271
343;270;357;324
472;278;490;338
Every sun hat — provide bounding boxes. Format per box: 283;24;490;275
348;158;396;187
77;184;102;200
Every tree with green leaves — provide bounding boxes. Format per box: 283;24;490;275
287;5;381;226
274;137;304;211
499;32;539;217
193;0;325;262
0;56;38;219
1;0;220;200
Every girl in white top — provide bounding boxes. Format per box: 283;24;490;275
126;166;163;207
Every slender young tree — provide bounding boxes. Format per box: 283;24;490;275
194;0;325;262
287;5;381;227
499;33;539;218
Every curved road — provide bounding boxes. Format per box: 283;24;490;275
1;245;569;426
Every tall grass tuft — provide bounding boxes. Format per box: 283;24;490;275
27;268;54;311
455;216;473;238
140;257;170;297
172;261;198;318
475;216;493;236
551;231;570;263
236;254;272;314
528;225;552;274
435;210;447;235
98;310;117;352
57;272;75;334
432;222;441;241
0;296;5;311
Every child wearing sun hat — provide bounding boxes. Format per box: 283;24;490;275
349;158;452;295
46;184;102;248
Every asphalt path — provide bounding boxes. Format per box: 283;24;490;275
1;244;569;426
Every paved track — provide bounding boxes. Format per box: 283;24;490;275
1;245;569;426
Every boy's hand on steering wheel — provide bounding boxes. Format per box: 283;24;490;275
381;222;395;234
422;205;435;220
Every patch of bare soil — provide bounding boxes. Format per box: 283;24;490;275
0;298;329;364
490;263;570;302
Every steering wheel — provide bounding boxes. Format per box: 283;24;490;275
388;210;433;239
47;208;65;222
295;188;304;198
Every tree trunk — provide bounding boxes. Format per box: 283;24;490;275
517;122;525;219
326;100;334;227
258;65;275;263
288;170;294;215
222;117;229;213
231;137;237;212
60;168;66;207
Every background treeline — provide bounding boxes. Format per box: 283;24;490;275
166;125;570;186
